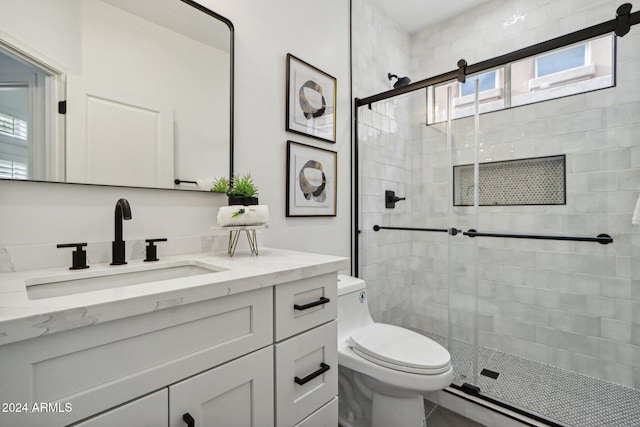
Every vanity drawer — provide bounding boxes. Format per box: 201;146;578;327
294;397;338;427
274;273;337;341
73;389;168;427
275;320;337;427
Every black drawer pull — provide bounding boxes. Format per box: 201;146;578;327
183;412;195;427
295;363;331;385
294;297;330;311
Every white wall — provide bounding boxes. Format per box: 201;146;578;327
197;0;351;256
0;0;351;270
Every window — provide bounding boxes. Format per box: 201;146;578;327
0;159;27;180
0;111;29;179
427;34;614;124
0;112;28;140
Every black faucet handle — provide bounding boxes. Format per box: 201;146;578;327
144;238;168;262
57;242;89;270
385;190;406;208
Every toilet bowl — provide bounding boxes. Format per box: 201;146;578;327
337;275;453;427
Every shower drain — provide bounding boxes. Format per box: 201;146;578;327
480;368;500;379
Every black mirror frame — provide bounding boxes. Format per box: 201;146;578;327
181;0;235;180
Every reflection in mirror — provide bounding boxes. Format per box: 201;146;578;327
0;0;233;191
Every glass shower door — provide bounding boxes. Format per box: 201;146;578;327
461;64;639;427
437;78;483;390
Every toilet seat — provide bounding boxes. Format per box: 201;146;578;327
348;323;451;375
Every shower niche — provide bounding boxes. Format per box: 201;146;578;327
453;155;566;206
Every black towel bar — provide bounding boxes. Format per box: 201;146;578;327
372;225;613;244
463;229;613;245
373;225;459;235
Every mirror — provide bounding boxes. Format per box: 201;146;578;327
0;0;233;190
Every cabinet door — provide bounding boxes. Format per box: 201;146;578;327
72;389;168;427
169;346;274;427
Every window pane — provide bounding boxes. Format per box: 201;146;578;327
430;68;505;124
0;159;27;179
460;71;497;96
0;112;28;140
536;44;586;77
432;83;454;124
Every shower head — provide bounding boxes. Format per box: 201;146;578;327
388;72;411;89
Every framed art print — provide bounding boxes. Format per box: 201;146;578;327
286;141;337;217
286;54;336;143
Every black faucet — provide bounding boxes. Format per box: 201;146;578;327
111;198;132;265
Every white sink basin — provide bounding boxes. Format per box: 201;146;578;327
26;260;225;300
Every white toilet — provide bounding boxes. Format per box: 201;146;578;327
337;275;453;427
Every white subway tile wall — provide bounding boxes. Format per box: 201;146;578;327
353;0;640;395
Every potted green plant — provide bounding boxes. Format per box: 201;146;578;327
227;173;259;205
210;176;230;193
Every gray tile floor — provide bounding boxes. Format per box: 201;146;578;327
338;399;483;427
425;400;486;427
413;328;640;427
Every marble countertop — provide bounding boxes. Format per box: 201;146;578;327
0;248;350;346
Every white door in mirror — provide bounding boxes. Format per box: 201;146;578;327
66;76;174;188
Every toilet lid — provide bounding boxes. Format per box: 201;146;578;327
348;324;451;374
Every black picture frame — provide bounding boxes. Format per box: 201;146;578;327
286;54;337;143
286;141;337;217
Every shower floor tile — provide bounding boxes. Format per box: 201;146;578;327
412;328;640;427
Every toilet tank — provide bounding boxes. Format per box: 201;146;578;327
337;275;374;341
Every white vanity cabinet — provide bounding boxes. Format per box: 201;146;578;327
0;251;347;427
